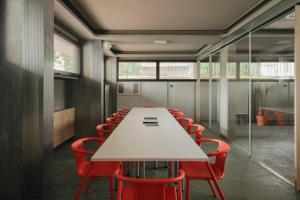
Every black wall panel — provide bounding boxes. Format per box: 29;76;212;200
75;40;104;137
54;79;74;111
0;0;54;199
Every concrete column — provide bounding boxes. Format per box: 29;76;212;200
219;47;229;137
294;5;300;190
195;60;201;121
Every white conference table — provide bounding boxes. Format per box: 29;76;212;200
92;107;209;177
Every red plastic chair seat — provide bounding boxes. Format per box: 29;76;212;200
180;161;223;180
77;161;121;177
122;185;177;200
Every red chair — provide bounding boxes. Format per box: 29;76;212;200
112;112;126;120
179;118;193;132
114;168;185;200
168;108;179;112
180;138;230;200
173;112;184;120
118;109;130;116
188;124;205;145
107;117;122;126
96;123;116;138
71;137;121;200
118;108;130;113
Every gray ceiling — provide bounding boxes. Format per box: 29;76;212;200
73;0;262;31
54;0;282;59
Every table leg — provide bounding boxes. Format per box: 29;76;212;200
140;161;146;178
168;161;174;177
154;161;158;169
136;162;140;178
174;161;179;176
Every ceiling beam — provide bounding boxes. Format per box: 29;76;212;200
94;30;225;36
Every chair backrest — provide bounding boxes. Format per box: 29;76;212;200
96;123;115;138
174;112;185;121
179;118;193;132
200;138;230;178
118;108;130;113
113;111;128;118
107;117;122;125
115;169;185;200
168;108;179;112
188;124;205;144
71;137;105;175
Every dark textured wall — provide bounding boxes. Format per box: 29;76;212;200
0;0;54;199
75;40;105;137
54;78;75;111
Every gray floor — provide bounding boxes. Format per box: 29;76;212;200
43;130;300;200
232;124;294;183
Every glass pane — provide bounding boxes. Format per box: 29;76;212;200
226;63;237;79
118;62;157;79
54;34;79;74
159;62;196;79
227;36;250;152
251;12;294;182
200;57;210;127
211;52;220;132
199;61;210;79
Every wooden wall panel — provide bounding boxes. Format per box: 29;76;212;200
0;0;54;199
53;108;75;148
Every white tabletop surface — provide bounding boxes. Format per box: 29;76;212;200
91;107;209;162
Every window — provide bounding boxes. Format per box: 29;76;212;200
200;57;210;79
211;62;220;78
159;62;196;79
240;62;294;79
240;62;251;79
118;62;157;80
54;34;80;74
226;63;237;79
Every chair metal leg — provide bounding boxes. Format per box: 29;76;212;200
168;162;174;177
74;175;89;200
186;178;190;200
140;161;146;178
84;177;95;194
136;162;140;177
206;162;226;200
207;179;217;197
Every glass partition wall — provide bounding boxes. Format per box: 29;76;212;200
211;52;221;133
251;15;294;182
227;36;251;153
199;11;295;183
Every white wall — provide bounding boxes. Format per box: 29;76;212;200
117;81;195;118
201;81;294;122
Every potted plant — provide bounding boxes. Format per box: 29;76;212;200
254;83;272;126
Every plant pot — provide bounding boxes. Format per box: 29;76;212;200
256;115;267;126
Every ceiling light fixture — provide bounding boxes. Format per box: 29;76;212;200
154;40;168;45
103;41;112;49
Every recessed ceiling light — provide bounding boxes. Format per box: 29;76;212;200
103;41;112;49
154;40;168;44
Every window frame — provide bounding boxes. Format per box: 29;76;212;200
117;60;197;82
54;29;82;79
